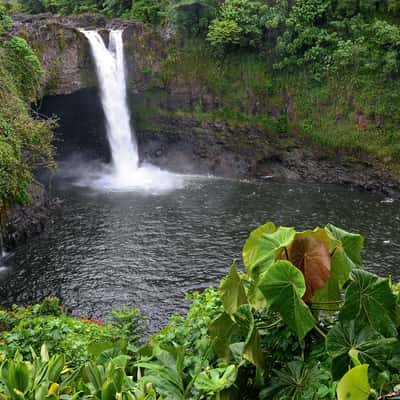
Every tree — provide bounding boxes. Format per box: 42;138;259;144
206;0;267;51
168;0;218;37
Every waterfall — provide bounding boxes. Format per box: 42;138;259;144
82;30;138;177
80;29;183;193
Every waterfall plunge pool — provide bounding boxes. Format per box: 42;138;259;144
0;175;399;331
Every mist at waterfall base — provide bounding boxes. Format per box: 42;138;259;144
76;30;184;193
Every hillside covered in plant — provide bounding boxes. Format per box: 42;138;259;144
7;0;400;173
0;4;54;220
1;222;400;399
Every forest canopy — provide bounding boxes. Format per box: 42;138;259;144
7;0;400;76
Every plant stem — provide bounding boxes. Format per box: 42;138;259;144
284;247;289;260
314;324;327;338
310;300;343;304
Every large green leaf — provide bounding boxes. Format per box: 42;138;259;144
258;260;316;340
246;281;268;311
85;362;104;392
339;269;397;337
233;305;264;368
136;345;185;400
260;360;321;400
101;380;118;400
243;224;295;278
209;312;239;361
243;222;276;272
220;261;247;315
8;361;30;393
209;305;263;368
47;354;65;382
337;364;370;400
326;320;400;380
325;224;364;269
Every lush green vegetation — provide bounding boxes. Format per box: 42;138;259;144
12;0;400;167
0;8;54;218
1;222;400;399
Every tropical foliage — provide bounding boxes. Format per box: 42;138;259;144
1;223;400;399
0;5;12;34
0;12;54;216
15;0;400;76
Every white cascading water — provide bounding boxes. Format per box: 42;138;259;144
82;30;138;177
81;30;182;192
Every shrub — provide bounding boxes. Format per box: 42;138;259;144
0;5;12;35
1;36;43;101
167;0;218;37
207;0;267;51
0;302;133;366
206;19;242;49
123;0;167;25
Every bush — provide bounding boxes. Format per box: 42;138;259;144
18;0;47;13
206;19;242;49
0;5;12;34
124;0;167;25
0;37;54;212
1;36;43;101
0;301;137;366
167;0;218;37
207;0;267;52
35;296;62;316
107;306;147;346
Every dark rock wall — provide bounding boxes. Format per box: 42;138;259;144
39;88;110;162
3;182;50;250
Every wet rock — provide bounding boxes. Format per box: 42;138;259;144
3;182;49;250
135;114;400;197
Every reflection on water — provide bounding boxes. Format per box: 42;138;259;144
0;177;399;331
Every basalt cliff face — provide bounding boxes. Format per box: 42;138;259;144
10;13;169;95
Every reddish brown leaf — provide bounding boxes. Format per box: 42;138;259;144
287;233;331;302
